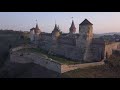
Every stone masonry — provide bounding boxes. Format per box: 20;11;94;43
29;18;120;63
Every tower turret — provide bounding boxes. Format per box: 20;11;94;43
34;23;41;34
79;19;93;41
69;20;76;34
52;23;61;40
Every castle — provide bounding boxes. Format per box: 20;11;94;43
29;19;120;63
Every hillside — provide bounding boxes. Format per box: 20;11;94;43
1;30;120;78
0;60;60;78
0;30;29;68
0;30;61;78
62;55;120;78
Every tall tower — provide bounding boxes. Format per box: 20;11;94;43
76;19;93;62
69;20;76;34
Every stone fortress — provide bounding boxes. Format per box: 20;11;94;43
30;19;120;63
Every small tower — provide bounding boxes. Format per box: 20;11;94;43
76;19;93;62
52;23;61;40
34;23;41;45
69;20;76;34
30;27;35;42
34;23;41;35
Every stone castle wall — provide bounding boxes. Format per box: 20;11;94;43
10;46;104;73
30;19;120;62
86;42;120;61
40;34;52;41
10;46;62;73
49;44;84;61
58;37;76;46
89;43;105;62
11;46;25;52
105;42;120;58
37;33;120;62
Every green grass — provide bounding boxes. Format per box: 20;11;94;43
18;48;80;65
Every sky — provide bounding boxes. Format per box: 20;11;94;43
0;12;120;34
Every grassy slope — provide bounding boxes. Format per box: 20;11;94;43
0;30;60;78
62;56;120;78
18;48;80;65
0;30;29;67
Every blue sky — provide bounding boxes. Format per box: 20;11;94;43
0;12;120;34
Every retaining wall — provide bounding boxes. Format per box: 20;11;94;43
10;45;104;73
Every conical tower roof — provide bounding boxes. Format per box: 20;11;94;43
36;23;40;30
80;19;93;25
53;23;59;32
34;23;41;34
54;24;58;30
69;20;76;33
